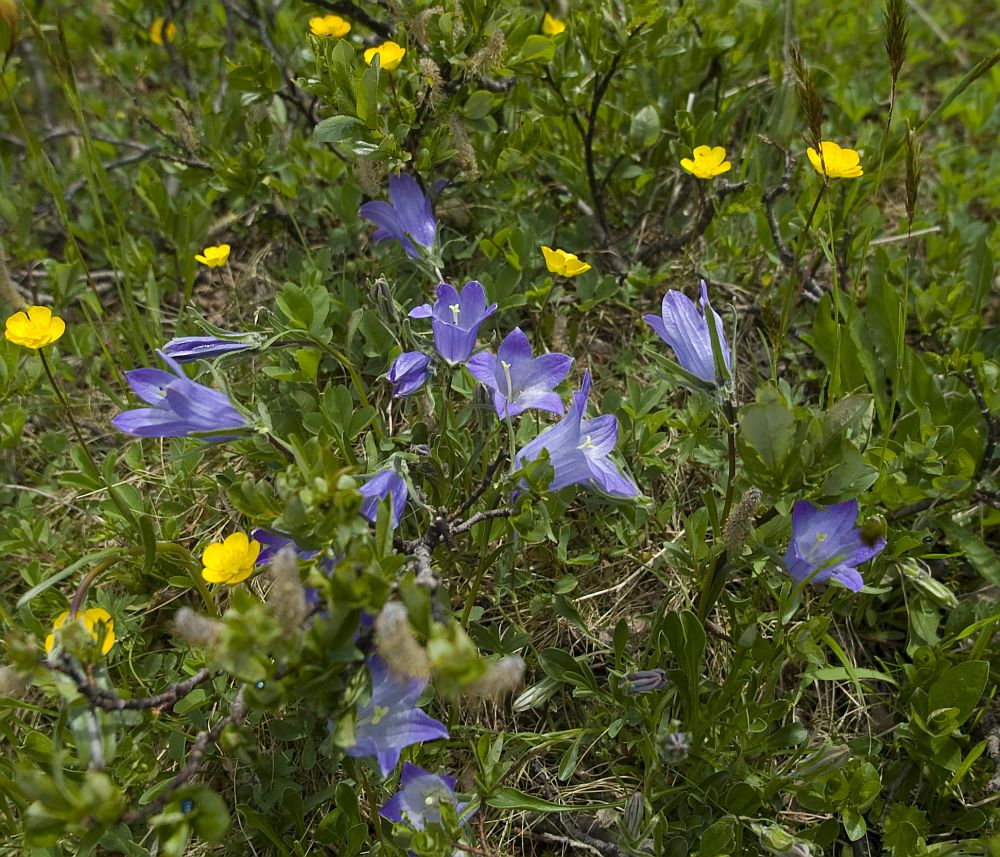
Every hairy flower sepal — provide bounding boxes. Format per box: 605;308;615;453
409;281;496;365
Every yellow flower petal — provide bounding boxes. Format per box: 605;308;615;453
195;244;231;268
681;144;732;179
5;304;66;348
541;246;590;277
542;13;566;36
807;141;863;179
309;15;351;38
202;542;227;569
201;532;261;585
45;608;115;655
364;41;405;72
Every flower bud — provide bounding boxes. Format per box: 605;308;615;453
387;351;431;397
622;668;666;694
790;743;850;783
622;792;645;840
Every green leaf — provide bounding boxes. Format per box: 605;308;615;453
463;90;497;120
629;105;661;148
313;115;365;144
927;660;989;726
739;394;797;479
485;787;616;813
516;35;555;64
806;667;898;686
940;520;1000;586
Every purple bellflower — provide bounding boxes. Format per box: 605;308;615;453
784;499;886;592
515;372;638;498
409;281;497;365
467;327;573;418
359;469;409;529
380;762;472;831
161;335;255;363
112;349;246;440
359;174;438;259
388;351;431;397
345;656;449;777
251;528;321;565
644;280;731;385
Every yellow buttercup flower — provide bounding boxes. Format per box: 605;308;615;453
541;246;592;277
542;13;566;36
5;305;66;349
149;17;176;45
202;532;261;585
309;15;351;38
807;141;863;179
195;244;231;268
364;41;406;71
45;608;116;656
680;145;732;180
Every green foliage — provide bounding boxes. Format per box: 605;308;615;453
1;0;1000;855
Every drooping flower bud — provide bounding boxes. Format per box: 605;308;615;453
623;668;667;694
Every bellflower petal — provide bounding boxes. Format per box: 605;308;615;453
784;499;886;592
359;469;409;529
388;351;431;397
162;335;256;363
112;350;246;440
345;656;448;777
515;371;637;498
360;174;437;259
468;327;572;418
410;281;496;365
646;280;731;385
251;529;321;565
380;762;472;831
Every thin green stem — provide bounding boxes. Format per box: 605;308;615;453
156;542;218;616
68;559;117;619
776;183;827;356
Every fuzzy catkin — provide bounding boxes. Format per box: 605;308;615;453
448;114;478;178
463;655;524;700
356;156;383;198
411;7;443;47
467;28;506;75
418;57;445;107
375;601;430;679
267;545;307;631
722;486;762;557
172;607;223;647
0;665;30;699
